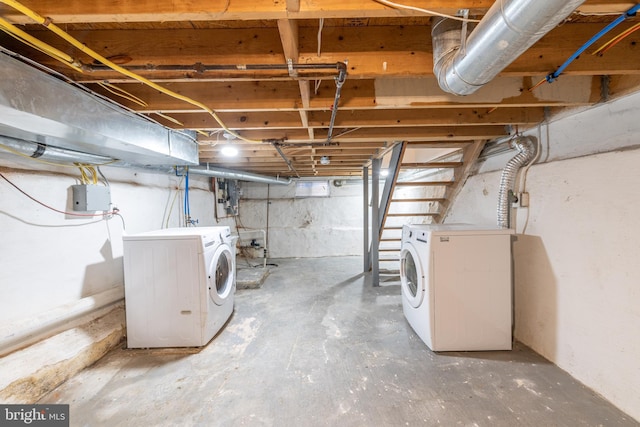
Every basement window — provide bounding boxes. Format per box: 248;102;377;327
295;180;330;198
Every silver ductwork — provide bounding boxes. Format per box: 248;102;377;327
432;0;586;96
0;53;198;165
0;135;292;185
497;136;537;229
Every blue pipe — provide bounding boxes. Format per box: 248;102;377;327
546;3;640;83
184;167;190;224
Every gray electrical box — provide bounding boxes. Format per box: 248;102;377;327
72;184;111;211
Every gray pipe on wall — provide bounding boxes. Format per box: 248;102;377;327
0;135;115;164
432;0;586;96
0;135;292;185
497;136;537;229
0;287;124;357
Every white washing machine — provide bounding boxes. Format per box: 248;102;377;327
400;224;514;352
123;226;236;348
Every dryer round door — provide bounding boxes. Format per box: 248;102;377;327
400;242;425;308
208;243;235;306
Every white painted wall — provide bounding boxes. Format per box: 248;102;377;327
445;91;640;421
0;159;218;326
238;179;364;258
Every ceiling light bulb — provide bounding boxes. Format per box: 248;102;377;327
221;145;239;157
320;156;330;165
380;169;389;177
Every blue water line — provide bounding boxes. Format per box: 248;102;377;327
184;167;190;222
546;3;640;83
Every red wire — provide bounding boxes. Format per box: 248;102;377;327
0;172;116;217
528;78;547;92
600;24;640;55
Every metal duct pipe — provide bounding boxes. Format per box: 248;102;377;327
188;165;292;186
0;136;292;185
432;0;586;96
0;135;116;164
497;136;537;229
0;286;123;357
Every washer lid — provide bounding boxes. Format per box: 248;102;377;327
400;242;426;308
208;243;235;306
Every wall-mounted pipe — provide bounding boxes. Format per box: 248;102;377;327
188;165;292;186
0;136;292;185
497;136;537;229
0;287;123;357
0;135;115;164
87;61;346;74
432;0;586;96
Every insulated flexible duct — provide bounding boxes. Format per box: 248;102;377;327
497;136;537;229
432;0;586;96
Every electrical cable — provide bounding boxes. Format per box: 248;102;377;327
112;212;126;230
593;22;640;56
96;166;110;187
373;0;481;22
0;0;260;144
317;18;324;57
0;16;84;73
536;3;640;87
96;81;148;107
0;172;118;217
153;112;185;127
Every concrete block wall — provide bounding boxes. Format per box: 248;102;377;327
444;91;640;421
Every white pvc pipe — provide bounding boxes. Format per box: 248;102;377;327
0;286;124;357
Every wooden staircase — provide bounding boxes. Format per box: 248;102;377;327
373;140;486;277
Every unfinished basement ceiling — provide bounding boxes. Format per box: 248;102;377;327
1;1;639;178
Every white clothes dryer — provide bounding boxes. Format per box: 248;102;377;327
400;224;514;352
123;226;236;348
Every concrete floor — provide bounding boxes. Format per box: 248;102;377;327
41;257;637;426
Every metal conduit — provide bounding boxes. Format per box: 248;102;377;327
86;62;347;73
432;0;586;96
326;65;348;143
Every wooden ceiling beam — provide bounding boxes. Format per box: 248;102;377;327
208;125;507;142
153;107;543;130
81;77;597;113
7;23;640;81
309;108;545;127
0;1;493;24
0;1;623;24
